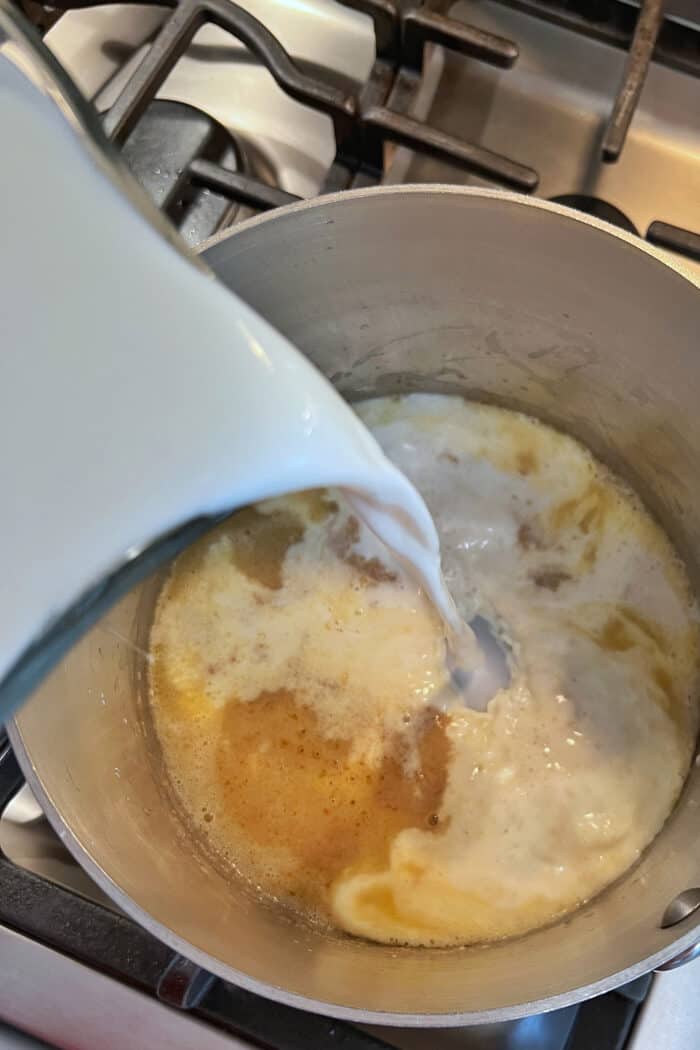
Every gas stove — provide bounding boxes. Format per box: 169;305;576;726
35;0;700;271
2;0;700;1046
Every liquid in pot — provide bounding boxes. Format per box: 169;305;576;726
148;395;700;947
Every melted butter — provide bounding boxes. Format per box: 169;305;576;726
149;395;700;947
212;694;449;913
151;495;454;765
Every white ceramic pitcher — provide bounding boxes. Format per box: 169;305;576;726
0;3;450;721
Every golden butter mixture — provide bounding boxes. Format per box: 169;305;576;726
148;396;700;947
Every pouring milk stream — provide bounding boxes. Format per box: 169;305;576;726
0;46;479;722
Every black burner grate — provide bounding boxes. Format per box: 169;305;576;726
42;0;700;262
50;0;541;207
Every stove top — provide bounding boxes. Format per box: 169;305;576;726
399;0;700;277
3;0;700;1045
40;0;700;278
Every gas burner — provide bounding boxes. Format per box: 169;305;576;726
550;194;638;234
122;99;244;245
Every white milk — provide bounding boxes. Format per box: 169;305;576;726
0;54;472;715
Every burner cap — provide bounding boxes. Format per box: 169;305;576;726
122;99;245;246
550;194;638;235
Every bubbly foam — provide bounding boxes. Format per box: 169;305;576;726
149;396;700;946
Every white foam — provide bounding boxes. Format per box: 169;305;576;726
331;397;699;944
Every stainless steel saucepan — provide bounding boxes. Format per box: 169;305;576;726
10;184;700;1024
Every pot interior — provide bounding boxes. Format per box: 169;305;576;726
12;189;700;1023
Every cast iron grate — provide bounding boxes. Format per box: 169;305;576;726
42;0;700;263
46;0;540;206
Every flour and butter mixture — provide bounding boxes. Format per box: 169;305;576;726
149;395;700;947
